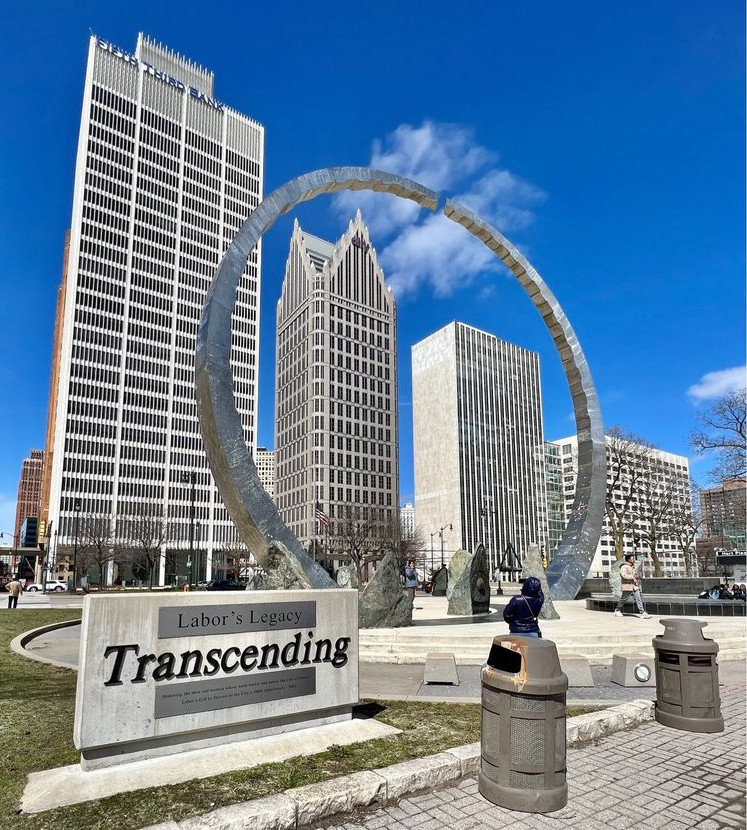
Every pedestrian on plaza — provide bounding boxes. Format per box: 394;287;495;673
614;554;651;618
502;576;544;637
403;560;419;597
6;577;23;610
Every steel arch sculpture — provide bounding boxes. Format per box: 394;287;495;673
196;167;605;598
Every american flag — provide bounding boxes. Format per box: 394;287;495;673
315;502;331;527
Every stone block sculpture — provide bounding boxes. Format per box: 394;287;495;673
335;564;358;589
432;565;448;596
252;541;315;591
447;544;491;616
446;550;470;601
358;552;414;628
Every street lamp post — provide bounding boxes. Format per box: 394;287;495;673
181;471;197;585
71;498;82;591
40;520;53;592
439;523;452;567
429;532;436;577
195;520;202;583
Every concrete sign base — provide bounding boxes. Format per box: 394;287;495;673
23;716;397;813
74;590;358;769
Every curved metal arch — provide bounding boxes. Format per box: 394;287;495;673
443;201;606;599
196;169;438;588
196;167;605;598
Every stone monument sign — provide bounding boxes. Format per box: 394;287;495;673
74;590;358;769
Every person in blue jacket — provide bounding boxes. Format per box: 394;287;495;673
502;576;544;637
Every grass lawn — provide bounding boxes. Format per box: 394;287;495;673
1;609;596;830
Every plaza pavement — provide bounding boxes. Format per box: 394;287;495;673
12;593;747;827
307;677;746;830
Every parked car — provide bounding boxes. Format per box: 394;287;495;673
205;579;245;591
26;580;68;592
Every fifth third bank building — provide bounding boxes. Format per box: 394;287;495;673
41;34;264;586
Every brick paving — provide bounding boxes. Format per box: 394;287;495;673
314;682;746;830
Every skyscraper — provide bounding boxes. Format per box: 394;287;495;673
254;447;276;501
44;34;264;584
14;450;44;547
275;213;399;557
544;441;564;561
699;478;746;550
412;322;547;574
400;502;415;541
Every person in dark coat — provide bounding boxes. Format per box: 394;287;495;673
502;576;544;637
403;560;419;597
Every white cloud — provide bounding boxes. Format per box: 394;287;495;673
332;121;545;298
687;367;746;401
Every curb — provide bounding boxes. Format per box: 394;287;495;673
138;698;655;830
9;619;81;672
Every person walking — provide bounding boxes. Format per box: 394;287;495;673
403;560;419;598
614;554;651;618
6;577;23;610
502;576;544;637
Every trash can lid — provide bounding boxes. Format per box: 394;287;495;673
484;635;568;694
655;618;712;645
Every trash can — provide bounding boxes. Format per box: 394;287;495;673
479;635;568;813
652;618;724;733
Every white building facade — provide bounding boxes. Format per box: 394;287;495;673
254;447;275;500
412;322;547;575
400;502;415;540
275;213;398;555
552;435;694;577
46;34;264;584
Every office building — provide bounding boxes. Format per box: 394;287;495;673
544;441;564;561
43;33;264;584
400;502;415;540
412;322;547;574
14;450;44;546
700;478;746;550
275;213;398;556
254;447;275;500
552;435;694;576
39;232;70;547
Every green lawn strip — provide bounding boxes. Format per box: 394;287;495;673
1;610;598;830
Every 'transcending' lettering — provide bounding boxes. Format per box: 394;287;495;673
103;630;350;686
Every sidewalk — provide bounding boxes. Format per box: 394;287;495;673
311;680;746;830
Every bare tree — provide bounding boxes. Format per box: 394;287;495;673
635;458;675;578
370;511;426;570
691;387;746;483
605;427;656;563
667;480;701;577
330;505;381;586
217;537;255;581
121;503;168;588
696;538;726;578
77;514;119;588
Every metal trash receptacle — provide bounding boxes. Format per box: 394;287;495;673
652;618;724;733
479;635;568;813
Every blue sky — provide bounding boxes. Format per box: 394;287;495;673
0;1;744;531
